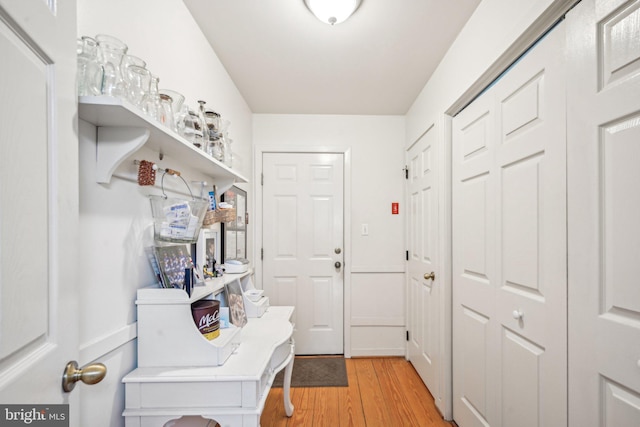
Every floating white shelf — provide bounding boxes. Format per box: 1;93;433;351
78;95;248;185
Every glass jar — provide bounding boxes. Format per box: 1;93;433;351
95;34;128;98
159;93;176;131
197;100;208;152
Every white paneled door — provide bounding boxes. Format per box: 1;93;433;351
0;0;80;418
407;124;440;402
452;22;567;427
262;152;344;354
567;0;640;425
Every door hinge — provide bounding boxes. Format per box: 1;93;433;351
403;165;409;180
261;248;264;260
406;330;410;341
406;250;409;261
261;173;264;186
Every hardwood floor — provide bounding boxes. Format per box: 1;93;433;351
261;357;453;426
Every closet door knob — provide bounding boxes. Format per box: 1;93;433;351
424;272;435;280
512;310;523;320
335;261;342;269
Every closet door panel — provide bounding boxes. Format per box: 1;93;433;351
453;21;567;427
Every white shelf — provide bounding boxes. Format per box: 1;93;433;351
78;95;248;185
136;270;252;305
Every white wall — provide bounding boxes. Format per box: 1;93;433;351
76;1;252;425
253;114;406;356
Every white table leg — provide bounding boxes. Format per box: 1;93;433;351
283;353;295;417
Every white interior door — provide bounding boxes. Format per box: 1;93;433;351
407;124;440;399
262;152;344;355
0;0;80;418
452;22;567;427
567;0;640;424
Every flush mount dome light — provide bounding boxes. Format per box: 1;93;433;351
304;0;363;25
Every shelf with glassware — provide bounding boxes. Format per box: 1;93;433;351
78;95;248;185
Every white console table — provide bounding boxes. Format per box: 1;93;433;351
123;306;295;427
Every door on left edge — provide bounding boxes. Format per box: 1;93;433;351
0;0;80;421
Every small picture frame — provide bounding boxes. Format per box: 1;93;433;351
196;225;220;275
225;280;247;327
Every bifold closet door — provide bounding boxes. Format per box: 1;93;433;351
452;22;567;427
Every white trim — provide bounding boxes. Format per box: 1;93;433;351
438;114;453;420
253;144;353;357
446;0;579;116
350;265;404;273
79;323;137;363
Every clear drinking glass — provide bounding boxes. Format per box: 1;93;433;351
95;34;128;98
77;36;103;96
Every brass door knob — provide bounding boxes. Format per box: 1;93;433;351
62;360;107;392
424;272;435;281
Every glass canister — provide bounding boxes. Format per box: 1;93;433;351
95;34;128;98
197;100;208;152
159;93;176;131
77;36;103;96
159;89;185;126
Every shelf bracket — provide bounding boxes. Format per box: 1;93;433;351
96;126;150;184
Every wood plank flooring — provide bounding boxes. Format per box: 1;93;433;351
261;357;453;427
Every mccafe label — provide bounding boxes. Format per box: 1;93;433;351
191;300;220;340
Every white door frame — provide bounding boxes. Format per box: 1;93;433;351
254;145;353;357
408;2;579;421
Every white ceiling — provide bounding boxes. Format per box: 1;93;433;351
183;0;481;115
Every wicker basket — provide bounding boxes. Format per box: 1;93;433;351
203;208;236;225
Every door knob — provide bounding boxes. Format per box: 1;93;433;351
62;360;107;392
512;310;523;320
424;272;435;280
335;248;342;254
335;261;342;268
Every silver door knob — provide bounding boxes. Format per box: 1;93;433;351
424;272;435;280
335;248;342;254
512;310;523;320
62;360;107;392
335;261;342;268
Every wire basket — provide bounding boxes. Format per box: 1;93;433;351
149;173;208;244
203;207;236;226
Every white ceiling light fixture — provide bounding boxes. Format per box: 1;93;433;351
304;0;363;26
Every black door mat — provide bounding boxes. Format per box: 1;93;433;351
272;356;348;388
